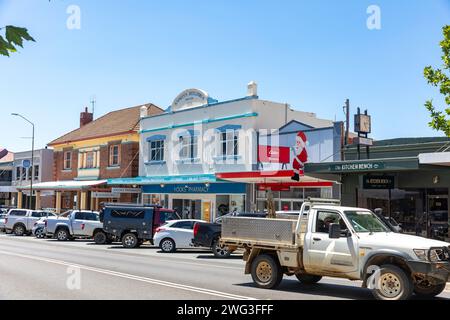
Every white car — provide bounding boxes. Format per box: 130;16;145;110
154;219;205;253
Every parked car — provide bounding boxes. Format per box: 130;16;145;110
0;210;7;232
4;209;57;236
32;218;50;238
101;204;179;248
221;199;450;300
45;210;103;241
192;212;267;258
154;219;205;253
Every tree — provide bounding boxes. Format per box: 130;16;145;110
0;25;35;57
424;25;450;137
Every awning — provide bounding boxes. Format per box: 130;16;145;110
0;186;15;193
17;180;107;191
419;152;450;167
216;170;334;186
108;174;217;186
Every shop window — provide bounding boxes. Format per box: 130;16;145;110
109;145;121;167
34;165;39;180
16;167;21;181
64;151;72;170
150;140;164;162
219;130;239;157
27;167;32;180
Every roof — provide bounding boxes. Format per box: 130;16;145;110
0;151;14;163
48;104;163;146
17;180;107;191
372;137;450;147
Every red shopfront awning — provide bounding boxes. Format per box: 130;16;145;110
216;170;334;189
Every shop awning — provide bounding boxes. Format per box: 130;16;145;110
17;180;107;191
108;174;217;186
419;152;450;167
216;170;334;186
0;186;15;193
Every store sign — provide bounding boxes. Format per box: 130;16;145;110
142;183;246;195
363;175;395;189
258;146;290;163
111;188;141;194
92;192;120;199
330;161;385;172
171;89;209;111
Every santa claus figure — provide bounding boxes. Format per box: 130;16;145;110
292;131;308;181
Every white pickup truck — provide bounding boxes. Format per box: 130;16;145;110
221;199;450;300
4;209;57;236
45;210;106;242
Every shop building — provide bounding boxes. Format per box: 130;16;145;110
109;82;342;221
30;104;163;213
0;151;14;206
13;148;54;209
305;137;450;241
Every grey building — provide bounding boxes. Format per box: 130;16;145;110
0;152;14;207
12;148;54;209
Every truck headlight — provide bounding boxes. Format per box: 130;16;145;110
413;249;428;261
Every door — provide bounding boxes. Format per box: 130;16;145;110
170;221;195;248
427;194;449;240
203;202;211;222
71;211;86;235
306;210;358;274
29;211;43;229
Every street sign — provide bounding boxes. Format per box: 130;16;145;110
22;159;31;168
92;192;120;199
353;137;373;146
111;188;141;194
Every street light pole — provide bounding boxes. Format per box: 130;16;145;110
12;113;35;210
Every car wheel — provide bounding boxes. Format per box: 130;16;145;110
94;231;107;245
371;264;413;300
122;233;138;248
160;238;176;253
212;239;232;258
35;228;45;239
414;281;446;298
251;254;283;289
56;228;70;241
13;224;26;236
295;274;322;284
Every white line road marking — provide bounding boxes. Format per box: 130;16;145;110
0;249;256;300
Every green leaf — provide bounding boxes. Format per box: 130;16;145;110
5;26;35;48
0;36;12;56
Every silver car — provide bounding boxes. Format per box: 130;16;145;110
0;212;7;232
32;217;48;238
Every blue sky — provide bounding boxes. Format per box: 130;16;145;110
1;0;449;152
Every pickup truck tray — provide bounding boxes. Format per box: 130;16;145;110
221;217;297;246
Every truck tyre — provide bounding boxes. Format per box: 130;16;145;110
94;231;108;245
13;224;26;236
160;238;176;253
56;228;70;241
251;254;283;289
295;274;322;284
371;265;413;300
122;233;138;248
414;281;446;298
212;239;232;258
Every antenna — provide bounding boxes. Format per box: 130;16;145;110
90;95;96;118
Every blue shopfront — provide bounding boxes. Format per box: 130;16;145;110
142;182;247;222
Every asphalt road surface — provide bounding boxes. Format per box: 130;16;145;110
0;234;449;300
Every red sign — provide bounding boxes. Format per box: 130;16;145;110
258;146;290;164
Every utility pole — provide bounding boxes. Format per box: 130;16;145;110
342;99;350;161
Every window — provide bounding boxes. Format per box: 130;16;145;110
16;167;21;181
64;151;72;170
109;145;120;167
27;167;32;180
315;211;347;233
9;210;27;217
34;165;39;180
86;151;95;169
150;140;164;162
172;221;194;230
31;212;42;218
344;211;390;233
219;130;239;157
179;135;198;160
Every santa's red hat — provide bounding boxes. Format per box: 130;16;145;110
296;131;307;142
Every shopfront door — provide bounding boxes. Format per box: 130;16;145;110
427;194;449;241
172;199;202;220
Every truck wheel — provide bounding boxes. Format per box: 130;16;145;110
295;274;322;284
122;233;138;248
160;238;176;253
212;239;232;258
414;281;446;298
94;231;107;245
251;254;283;289
56;228;70;241
371;265;413;300
13;224;26;236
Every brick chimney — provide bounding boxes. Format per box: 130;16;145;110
80;107;93;127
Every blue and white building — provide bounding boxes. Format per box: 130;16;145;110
109;82;343;221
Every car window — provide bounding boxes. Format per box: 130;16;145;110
31;212;42;218
315;211;347;234
74;211;85;220
84;212;99;221
172;221;194;229
9;210;27;217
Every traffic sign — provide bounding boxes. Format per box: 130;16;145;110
22;159;31;168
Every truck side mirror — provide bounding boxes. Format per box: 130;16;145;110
329;223;341;239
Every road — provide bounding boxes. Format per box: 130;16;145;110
0;234;449;300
